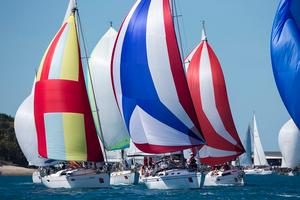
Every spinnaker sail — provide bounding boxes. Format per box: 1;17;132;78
87;27;130;151
185;28;244;165
111;0;205;154
271;0;300;129
34;13;103;162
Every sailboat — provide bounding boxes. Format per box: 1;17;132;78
243;114;272;175
271;0;300;170
87;26;139;185
111;0;206;190
184;24;245;186
31;0;110;189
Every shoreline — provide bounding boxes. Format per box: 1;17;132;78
0;165;35;176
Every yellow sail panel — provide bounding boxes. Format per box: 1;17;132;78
63;113;87;161
60;15;79;81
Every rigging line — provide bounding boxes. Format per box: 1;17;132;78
75;8;108;163
173;0;185;64
176;0;188;57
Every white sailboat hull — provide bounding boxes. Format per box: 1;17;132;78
244;168;272;175
142;169;204;190
41;169;110;189
204;169;244;186
110;170;140;185
32;171;42;184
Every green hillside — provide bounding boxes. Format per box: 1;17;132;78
0;113;27;166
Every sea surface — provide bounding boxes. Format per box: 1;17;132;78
0;175;299;200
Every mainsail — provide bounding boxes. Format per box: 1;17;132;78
252;114;268;166
185;28;244;165
34;13;103;162
111;0;205;154
87;27;130;151
271;0;300;129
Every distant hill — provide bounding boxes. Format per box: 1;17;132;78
0;113;27;166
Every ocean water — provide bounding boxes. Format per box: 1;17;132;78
0;175;299;200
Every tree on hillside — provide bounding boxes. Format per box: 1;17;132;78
0;113;27;166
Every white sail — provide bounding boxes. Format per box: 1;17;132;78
252;114;269;166
88;27;129;151
278;119;300;169
63;0;77;23
281;157;288;168
14;81;54;166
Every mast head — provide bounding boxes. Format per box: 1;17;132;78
201;20;207;41
64;0;77;22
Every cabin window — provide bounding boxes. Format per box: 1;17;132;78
188;177;193;183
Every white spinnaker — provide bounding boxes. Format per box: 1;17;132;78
89;27;129;150
14;81;50;166
279;119;300;169
252;114;269;166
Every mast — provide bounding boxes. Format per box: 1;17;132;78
171;0;193;166
171;0;185;64
201;21;207;41
74;5;108;163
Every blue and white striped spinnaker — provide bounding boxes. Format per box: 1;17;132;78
111;0;205;154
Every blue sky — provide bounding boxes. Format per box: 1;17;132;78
0;0;287;151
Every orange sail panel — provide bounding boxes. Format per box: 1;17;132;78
34;15;103;162
185;33;244;165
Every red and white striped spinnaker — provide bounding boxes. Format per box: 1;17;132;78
185;28;244;166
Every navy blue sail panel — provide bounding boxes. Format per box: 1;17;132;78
112;0;205;153
271;0;300;129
